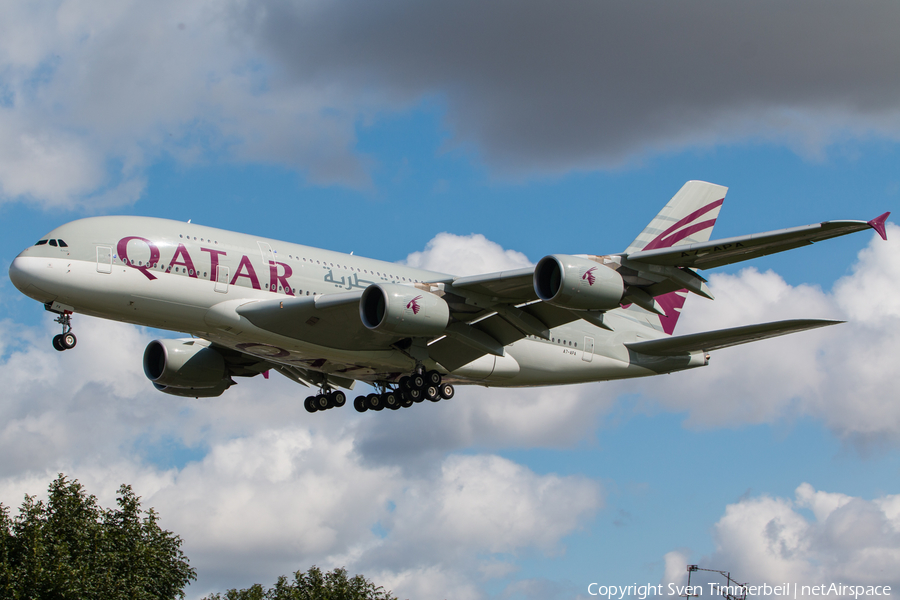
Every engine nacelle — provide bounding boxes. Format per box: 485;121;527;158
152;381;232;398
534;254;624;311
360;283;450;337
143;338;231;391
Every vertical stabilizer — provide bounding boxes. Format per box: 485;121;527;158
623;181;728;335
625;181;728;254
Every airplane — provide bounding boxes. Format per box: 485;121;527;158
8;181;889;414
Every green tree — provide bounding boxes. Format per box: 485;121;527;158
203;565;398;600
0;474;196;599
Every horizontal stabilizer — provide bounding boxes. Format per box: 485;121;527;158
625;319;842;356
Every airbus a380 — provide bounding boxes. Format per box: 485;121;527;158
8;181;889;414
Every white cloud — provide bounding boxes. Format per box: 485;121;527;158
0;0;369;209
382;454;601;557
696;484;900;592
402;231;533;275
5;1;900;207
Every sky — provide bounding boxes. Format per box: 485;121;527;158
1;1;900;598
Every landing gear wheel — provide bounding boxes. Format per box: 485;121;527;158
425;370;442;386
399;393;414;408
366;393;383;411
383;391;400;410
51;311;75;351
330;390;347;408
353;396;367;413
52;335;66;352
408;387;424;402
410;374;425;389
439;383;455;400
399;376;412;390
61;333;77;349
425;385;441;402
315;394;330;411
304;396;318;413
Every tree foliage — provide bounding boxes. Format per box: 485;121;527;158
0;474;196;599
202;565;398;600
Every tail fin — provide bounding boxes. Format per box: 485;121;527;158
625;181;728;254
624;181;728;335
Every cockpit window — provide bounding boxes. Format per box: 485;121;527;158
49;239;58;247
35;240;48;246
57;240;68;247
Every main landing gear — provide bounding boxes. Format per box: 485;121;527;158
303;388;347;413
352;370;454;414
51;311;77;352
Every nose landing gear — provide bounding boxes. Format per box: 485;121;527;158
51;311;76;352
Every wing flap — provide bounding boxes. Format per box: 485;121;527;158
626;219;878;270
625;319;841;356
428;335;492;372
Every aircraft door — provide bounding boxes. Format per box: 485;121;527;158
215;265;229;293
582;336;594;362
258;242;275;265
96;246;112;274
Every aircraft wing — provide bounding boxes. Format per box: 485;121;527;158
235;291;400;351
449;267;538;302
626;213;889;271
625;319;841;356
426;300;579;371
229;270;572;374
425;269;606;371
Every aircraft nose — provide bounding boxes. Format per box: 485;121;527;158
8;253;55;303
8;254;31;293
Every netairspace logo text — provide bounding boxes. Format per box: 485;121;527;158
586;583;893;599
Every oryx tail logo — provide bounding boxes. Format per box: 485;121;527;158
582;267;597;286
407;295;423;314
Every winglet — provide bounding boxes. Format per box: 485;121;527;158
868;212;890;241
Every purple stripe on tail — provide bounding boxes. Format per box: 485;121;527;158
643;199;724;251
657;290;688;335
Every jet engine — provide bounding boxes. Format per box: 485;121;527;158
143;338;233;397
360;283;450;337
534;254;624;311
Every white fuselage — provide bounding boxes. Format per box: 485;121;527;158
9;216;702;390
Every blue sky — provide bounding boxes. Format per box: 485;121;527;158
1;2;900;599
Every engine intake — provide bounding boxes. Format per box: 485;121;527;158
143;338;232;394
360;283;450;337
534;254;624;310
